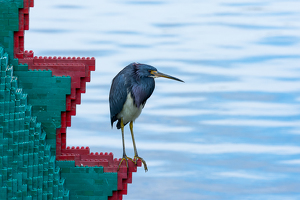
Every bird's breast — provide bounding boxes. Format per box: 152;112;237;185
117;93;144;125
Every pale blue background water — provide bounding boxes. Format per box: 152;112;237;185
25;0;300;199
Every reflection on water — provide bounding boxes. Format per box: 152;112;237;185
25;0;300;199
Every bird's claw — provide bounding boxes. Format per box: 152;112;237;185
134;155;148;172
118;155;134;171
118;155;148;172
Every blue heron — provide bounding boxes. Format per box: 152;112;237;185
109;62;184;172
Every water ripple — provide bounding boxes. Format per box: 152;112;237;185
258;36;300;46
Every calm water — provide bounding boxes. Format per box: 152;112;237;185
25;0;300;199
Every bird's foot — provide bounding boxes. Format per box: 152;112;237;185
118;155;134;171
134;155;148;172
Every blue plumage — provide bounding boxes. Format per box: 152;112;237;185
109;63;155;129
109;62;183;172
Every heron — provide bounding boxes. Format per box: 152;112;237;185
109;62;184;172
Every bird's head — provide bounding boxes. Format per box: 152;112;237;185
132;62;184;82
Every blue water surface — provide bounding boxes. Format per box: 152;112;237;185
25;0;300;199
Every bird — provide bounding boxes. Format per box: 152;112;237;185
109;62;184;172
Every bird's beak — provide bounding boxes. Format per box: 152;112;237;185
151;71;184;82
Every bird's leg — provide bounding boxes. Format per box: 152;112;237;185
130;121;148;172
118;118;134;171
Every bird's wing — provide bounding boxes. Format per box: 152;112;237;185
131;78;155;108
109;73;128;127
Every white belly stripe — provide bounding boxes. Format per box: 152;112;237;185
117;93;143;125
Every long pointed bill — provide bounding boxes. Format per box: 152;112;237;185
151;71;184;82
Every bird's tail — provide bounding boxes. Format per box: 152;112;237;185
116;120;121;129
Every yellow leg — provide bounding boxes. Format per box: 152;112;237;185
130;121;148;172
118;118;133;171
